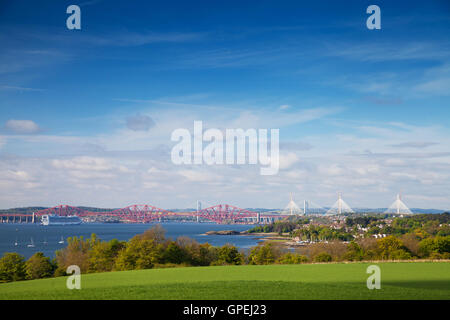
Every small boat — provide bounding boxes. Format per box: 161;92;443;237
14;238;18;246
27;238;35;248
43;238;48;246
58;236;64;244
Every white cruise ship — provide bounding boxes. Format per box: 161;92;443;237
41;214;82;226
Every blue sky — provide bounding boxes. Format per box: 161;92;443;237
0;0;450;209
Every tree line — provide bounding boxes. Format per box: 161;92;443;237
0;224;449;283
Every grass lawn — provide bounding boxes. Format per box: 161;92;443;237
0;262;449;300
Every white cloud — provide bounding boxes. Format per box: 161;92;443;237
52;157;113;171
178;169;217;182
319;164;344;176
279;152;299;170
415;78;450;96
4;119;41;134
1;101;450;209
68;170;116;180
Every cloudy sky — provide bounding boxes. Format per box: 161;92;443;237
0;0;450;210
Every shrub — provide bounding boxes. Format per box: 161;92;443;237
314;252;332;263
276;253;308;264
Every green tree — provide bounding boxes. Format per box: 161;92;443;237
115;237;164;270
0;252;26;282
248;243;278;265
419;236;450;257
343;242;364;261
89;238;125;273
163;241;187;264
377;236;411;260
214;244;243;265
55;234;97;274
25;252;54;280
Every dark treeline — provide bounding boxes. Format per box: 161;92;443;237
0;224;449;283
247;218;310;234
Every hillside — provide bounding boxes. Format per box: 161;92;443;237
0;262;449;300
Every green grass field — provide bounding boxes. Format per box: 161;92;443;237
0;262;449;300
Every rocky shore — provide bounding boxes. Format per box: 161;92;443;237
203;230;243;235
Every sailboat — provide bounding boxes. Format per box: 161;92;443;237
27;238;35;248
43;238;48;246
58;236;64;244
14;237;18;246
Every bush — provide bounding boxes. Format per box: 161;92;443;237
389;249;412;260
314;252;332;263
276;253;308;264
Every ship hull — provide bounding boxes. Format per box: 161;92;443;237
41;214;82;226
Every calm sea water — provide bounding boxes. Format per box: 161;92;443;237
0;223;261;258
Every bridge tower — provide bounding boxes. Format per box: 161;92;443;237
326;193;354;215
196;200;202;222
384;193;412;215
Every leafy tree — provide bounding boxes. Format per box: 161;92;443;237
89;238;125;273
25;252;54;280
175;237;217;266
213;244;243;265
141;225;166;243
0;253;26;282
115;237;164;270
377;236;411;260
419;236;450;257
248;243;279;265
55;234;96;274
163;241;187;264
342;242;364;261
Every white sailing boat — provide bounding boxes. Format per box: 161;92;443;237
27;238;35;248
14;237;18;246
58;236;64;244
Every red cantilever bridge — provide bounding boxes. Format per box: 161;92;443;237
15;204;286;224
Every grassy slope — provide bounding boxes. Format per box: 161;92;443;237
0;262;449;300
